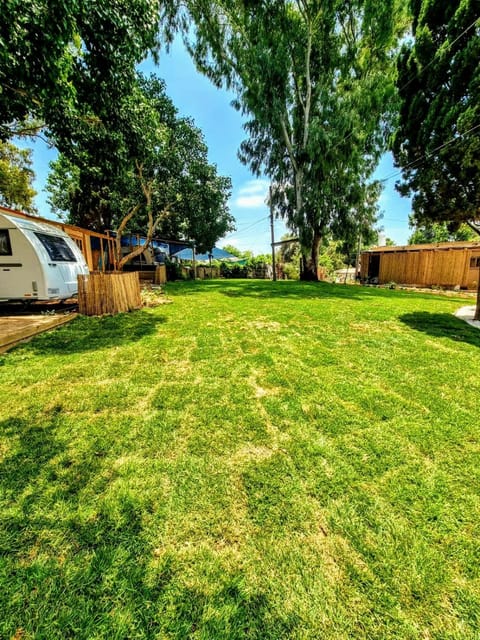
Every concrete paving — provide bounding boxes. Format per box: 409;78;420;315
454;305;480;329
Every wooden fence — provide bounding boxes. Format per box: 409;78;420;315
78;272;142;316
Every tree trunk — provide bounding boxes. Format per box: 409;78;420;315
475;266;480;321
300;230;321;281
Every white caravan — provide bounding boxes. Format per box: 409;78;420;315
0;212;89;301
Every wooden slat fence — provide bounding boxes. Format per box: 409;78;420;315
362;245;480;289
78;272;141;316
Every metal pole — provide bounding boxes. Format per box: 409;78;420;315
355;230;362;282
192;246;196;280
270;185;277;281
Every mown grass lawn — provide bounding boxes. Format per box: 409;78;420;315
1;279;479;639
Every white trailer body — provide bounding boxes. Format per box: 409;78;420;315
0;213;89;301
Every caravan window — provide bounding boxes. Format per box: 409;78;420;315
35;232;77;262
0;230;12;256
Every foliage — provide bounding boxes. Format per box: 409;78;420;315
276;234;300;265
0;0;179;139
221;244;244;258
276;234;349;279
46;74;234;256
184;0;407;279
1;280;479;638
318;239;349;274
0;140;37;212
220;254;271;279
409;221;477;245
392;0;480;231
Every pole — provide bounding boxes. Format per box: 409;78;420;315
355;230;362;282
192;246;196;280
270;185;277;281
475;265;480;321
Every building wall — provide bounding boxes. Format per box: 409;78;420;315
361;246;480;289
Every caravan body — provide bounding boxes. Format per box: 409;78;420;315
0;213;89;301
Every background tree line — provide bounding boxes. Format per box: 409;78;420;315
0;0;478;273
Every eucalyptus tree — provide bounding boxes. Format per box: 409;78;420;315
184;0;405;278
392;0;480;233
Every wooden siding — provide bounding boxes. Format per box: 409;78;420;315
361;243;480;289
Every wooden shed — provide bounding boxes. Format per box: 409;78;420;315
360;241;480;290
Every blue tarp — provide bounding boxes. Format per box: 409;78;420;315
172;247;239;262
118;234;191;256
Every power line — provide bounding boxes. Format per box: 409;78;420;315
222;215;270;240
378;121;480;184
331;15;480;153
399;15;480;94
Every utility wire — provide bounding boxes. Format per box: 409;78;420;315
330;15;480;153
378;121;480;184
223;215;270;240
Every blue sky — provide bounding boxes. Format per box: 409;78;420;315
24;37;412;254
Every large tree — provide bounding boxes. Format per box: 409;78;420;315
392;0;480;232
184;0;406;279
392;0;480;317
46;74;234;260
0;0;178;140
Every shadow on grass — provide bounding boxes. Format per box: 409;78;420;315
27;309;167;355
0;414;297;638
400;312;480;348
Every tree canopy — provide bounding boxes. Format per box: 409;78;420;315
46;74;234;255
0;141;37;213
392;0;480;232
0;0;178;139
408;221;476;245
1;2;233;258
184;0;407;278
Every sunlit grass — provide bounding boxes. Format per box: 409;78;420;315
0;280;479;639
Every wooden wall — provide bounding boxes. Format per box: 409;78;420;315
78;272;141;316
362;246;480;289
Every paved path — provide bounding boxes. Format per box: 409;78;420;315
454;305;480;329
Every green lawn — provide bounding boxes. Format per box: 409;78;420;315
1;280;479;639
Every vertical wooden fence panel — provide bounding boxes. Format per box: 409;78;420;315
78;272;141;316
154;265;167;284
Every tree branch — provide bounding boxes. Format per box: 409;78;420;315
280;116;298;174
466;220;480;236
303;23;313;150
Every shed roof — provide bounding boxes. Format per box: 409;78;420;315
362;241;480;254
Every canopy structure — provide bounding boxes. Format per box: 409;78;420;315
172;246;239;262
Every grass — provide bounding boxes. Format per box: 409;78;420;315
0;279;479;639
